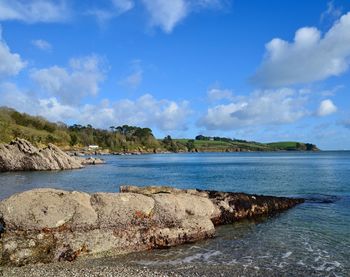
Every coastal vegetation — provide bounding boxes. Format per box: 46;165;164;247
0;107;319;152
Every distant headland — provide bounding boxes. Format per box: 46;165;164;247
0;107;319;153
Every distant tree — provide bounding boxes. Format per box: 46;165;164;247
163;135;173;144
195;135;208;140
109;126;115;132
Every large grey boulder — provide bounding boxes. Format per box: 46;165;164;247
0;139;83;171
0;186;303;266
0;188;215;266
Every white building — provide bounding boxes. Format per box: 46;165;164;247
88;145;99;150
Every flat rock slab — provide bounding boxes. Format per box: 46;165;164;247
0;186;303;266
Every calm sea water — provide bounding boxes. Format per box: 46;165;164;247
0;152;349;276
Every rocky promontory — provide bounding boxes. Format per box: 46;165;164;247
0;139;104;172
0;185;303;266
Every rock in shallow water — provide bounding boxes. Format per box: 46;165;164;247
0;186;303;266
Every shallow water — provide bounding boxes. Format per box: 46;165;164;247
0;152;349;276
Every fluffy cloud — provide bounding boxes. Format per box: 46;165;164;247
0;0;69;23
0;82;191;131
0;27;26;78
199;88;308;130
71;94;191;130
317;99;337;116
30;55;106;105
31;39;52;51
141;0;225;33
252;12;350;87
142;0;188;33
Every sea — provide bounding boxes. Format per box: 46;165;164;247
0;152;349;276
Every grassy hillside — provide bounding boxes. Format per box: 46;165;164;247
0;107;161;152
0;107;319;152
172;139;270;152
173;139;319;152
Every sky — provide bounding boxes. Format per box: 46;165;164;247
0;0;350;150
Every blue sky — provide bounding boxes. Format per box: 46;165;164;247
0;0;350;149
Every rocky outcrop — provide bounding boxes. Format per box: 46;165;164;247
0;139;105;172
79;157;105;165
120;186;304;225
0;186;303;266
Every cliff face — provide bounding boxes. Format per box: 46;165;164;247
0;186;303;266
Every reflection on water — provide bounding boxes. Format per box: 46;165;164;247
0;152;349;275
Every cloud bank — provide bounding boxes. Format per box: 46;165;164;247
30;55;106;105
199;88;308;130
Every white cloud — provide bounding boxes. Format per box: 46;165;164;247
0;87;77;122
199;88;308;130
141;0;225;33
31;39;52;51
0;82;191;131
317;99;337;116
252;12;350;87
0;27;26;78
207;88;234;102
107;94;191;130
0;0;70;23
0;82;36;112
142;0;188;33
30;55;106;105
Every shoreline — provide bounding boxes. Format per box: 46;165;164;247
67;149;322;157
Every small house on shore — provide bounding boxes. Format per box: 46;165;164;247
88;145;99;150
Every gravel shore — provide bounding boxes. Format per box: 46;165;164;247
1;261;183;277
0;259;287;277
